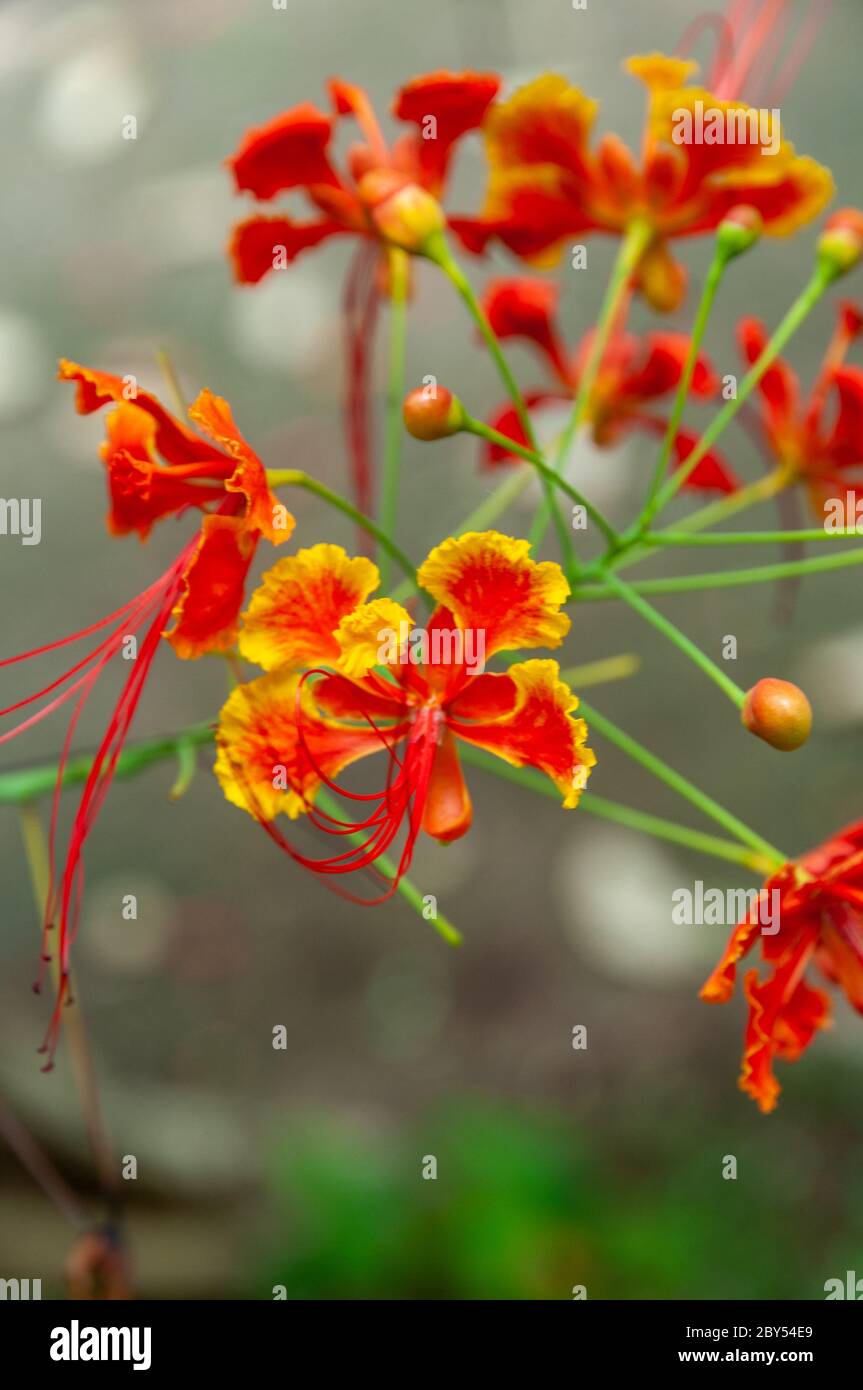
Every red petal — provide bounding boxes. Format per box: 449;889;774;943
227;104;340;200
482;278;570;382
394;70;500;190
229;215;348;283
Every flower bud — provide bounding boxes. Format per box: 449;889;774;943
817;209;863;281
717;205;763;260
403;385;466;440
358;170;446;257
742;678;812;751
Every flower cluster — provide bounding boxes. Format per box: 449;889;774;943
5;29;863;1120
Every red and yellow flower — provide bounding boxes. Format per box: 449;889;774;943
478;276;738;491
465;53;833;311
215;531;595;896
1;364;293;1064
226;70;500;283
702;818;863;1112
738;300;863;516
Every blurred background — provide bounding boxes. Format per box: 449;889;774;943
1;0;862;1299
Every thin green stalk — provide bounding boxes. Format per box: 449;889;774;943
530;218;652;548
576;544;863;599
266;468;418;595
576;699;786;868
458;745;776;875
378;251;409;589
645;265;832;522
643;246;728;513
668;466;793;537
434;244;577;572
3;727;459;948
599;570;746;709
646;527;863;547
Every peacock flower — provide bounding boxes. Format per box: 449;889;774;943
702;817;863;1113
739;299;863;517
2;363;293;1065
226;71;500;282
479;276;739;492
466;53;833;311
226;71;499;517
215;532;595;898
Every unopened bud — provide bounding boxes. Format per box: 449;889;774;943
717;205;762;260
358;170;446;257
742;678;812;751
818;209;863;281
403;385;466;440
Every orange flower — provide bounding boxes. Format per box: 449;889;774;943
215;533;595;898
479;276;738;491
738;301;863;516
702;818;863;1112
226;72;499;519
1;365;293;1066
466;54;833;310
226;71;500;283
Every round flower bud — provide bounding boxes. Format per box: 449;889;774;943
403;386;466;441
741;678;812;751
358;170;446;257
817;209;863;281
717;205;763;260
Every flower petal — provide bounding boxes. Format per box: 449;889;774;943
481;278;571;382
240;544;381;672
58;359;227;468
187;389;291;544
394;70;500;191
229;215;348;284
448;659;595;806
335;597;415;680
417;531;570;657
226;103;341;200
215;668;392;820
166;514;256;660
421;727;473;841
103;405;225;539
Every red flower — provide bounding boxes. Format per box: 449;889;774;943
2;363;292;1066
465;54;833;311
702;818;863;1112
215;532;594;901
739;302;863;516
226;72;499;282
479;276;739;492
226;72;499;517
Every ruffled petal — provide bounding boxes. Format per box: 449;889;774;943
240;544;381;672
226;103;341;200
417;531;570;657
619;332;717;403
394;70;500;192
187;389;291;544
229;214;348;283
215;668;393;820
738;318;800;430
739;947;828;1113
335;597;415;680
103;405;225;538
58;359;227;468
448;659;595;806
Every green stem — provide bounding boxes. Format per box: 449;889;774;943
458;746;776;874
266;468;418;595
599;570;746;709
576;544;863;599
2;726;460;948
378;251;409;590
435;244;577;572
645;266;831;522
576;699;786;868
645;527;863;547
643;246;727;513
530;218;652;548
